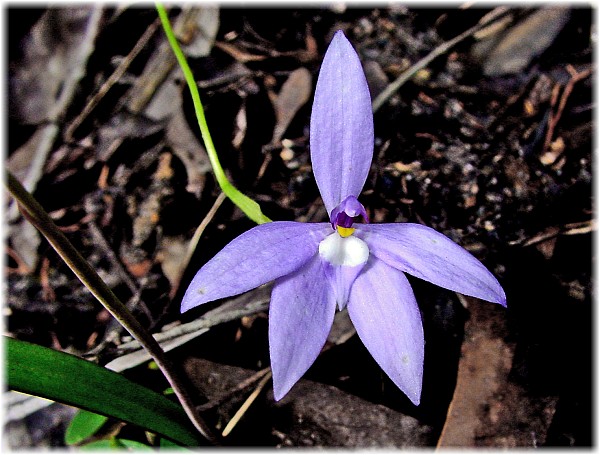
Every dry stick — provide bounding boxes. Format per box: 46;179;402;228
6;172;218;445
87;221;139;295
198;366;272;412
87;221;156;332
507;219;595;247
169;191;227;299
6;246;33;275
542;65;592;152
117;285;271;354
372;6;511;113
64;17;161;142
221;370;273;438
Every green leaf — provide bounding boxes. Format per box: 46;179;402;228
78;439;117;450
160;437;189;449
117;439;155;450
6;337;202;447
65;409;109;445
80;438;152;450
222;182;272;225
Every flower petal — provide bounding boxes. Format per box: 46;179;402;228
347;258;424;405
361;223;506;306
181;222;330;312
269;256;337;400
310;30;374;215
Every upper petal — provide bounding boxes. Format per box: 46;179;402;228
347;258;424;405
181;222;330;312
310;30;374;215
361;223;506;306
269;256;337;400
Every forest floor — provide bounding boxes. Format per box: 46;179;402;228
5;5;593;449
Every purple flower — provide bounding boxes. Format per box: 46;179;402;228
182;30;506;405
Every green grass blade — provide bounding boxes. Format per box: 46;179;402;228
6;337;202;447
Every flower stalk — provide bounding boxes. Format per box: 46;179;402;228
156;3;270;225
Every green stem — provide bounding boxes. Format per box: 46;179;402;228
156;4;271;225
5;172;218;445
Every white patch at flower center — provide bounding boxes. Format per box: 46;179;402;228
318;232;369;266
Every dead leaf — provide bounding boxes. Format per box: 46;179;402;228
270;68;312;144
214;41;267;62
96;112;163;161
8;220;42;272
473;13;514;40
232;101;248;150
143;71;183;122
473;7;571;77
130;153;175;247
9;6;103;124
437;298;558;448
535;236;558;260
6;124;59;220
164;105;211;197
363;60;390;99
121;255;153;279
157;235;189;291
180;6;219;57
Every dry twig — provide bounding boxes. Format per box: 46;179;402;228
542;64;593;154
372;7;512;112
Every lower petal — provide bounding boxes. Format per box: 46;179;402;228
269;256;337;401
347;258;424;405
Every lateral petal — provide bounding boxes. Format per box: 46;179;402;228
361;223;507;306
348;258;424;405
310;30;374;214
269;256;337;400
181;222;330;312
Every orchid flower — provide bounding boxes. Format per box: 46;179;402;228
182;30;506;405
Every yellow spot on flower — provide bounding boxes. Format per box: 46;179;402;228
337;226;355;238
